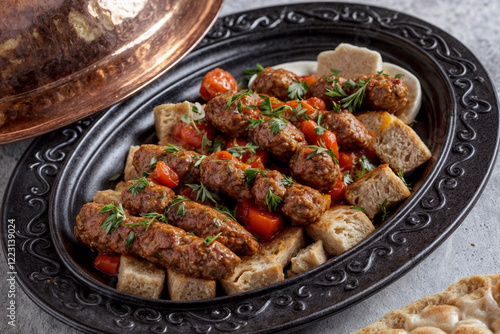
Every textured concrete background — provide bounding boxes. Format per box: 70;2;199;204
1;0;499;333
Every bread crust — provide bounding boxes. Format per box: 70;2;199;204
351;274;500;334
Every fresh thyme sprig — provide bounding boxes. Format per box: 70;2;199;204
100;203;126;234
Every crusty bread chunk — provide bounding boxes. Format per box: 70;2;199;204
357;111;432;174
154;102;190;146
351;274;500;334
345;164;411;219
124;146;141;181
167;269;216;301
306;205;374;256
259;226;306;268
315;43;383;79
220;256;284;295
93;189;121;205
220;227;304;295
116;255;165;299
287;240;327;278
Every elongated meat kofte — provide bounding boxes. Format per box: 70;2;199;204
75;202;240;280
167;199;259;256
133;144;202;183
119;175;258;255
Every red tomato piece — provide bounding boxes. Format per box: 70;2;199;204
199;68;237;101
327;174;347;202
314;130;339;158
300;120;318;143
304;97;327;111
339;151;355;173
299;74;317;87
173;120;216;149
151;160;180;188
247;206;284;240
94;253;120;275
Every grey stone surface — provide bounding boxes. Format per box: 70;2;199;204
1;0;499;333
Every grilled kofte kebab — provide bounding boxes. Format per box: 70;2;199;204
75;63;410;281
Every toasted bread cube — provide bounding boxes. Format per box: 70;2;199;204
357;111;432;174
259;226;305;268
345;164;411;219
154;102;190;146
315;43;383;78
124;146;141;181
287;240;327;277
167;269;216;301
306;206;374;256
220;256;284;295
116;255;165;299
93;189;121;205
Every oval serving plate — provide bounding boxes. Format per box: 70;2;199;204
2;3;499;334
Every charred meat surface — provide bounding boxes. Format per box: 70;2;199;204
167;200;259;256
322;109;373;150
280;184;328;226
75;202;240;280
200;153;252;201
251;68;297;100
362;74;408;113
289;146;339;192
121;179;175;216
251;170;289;210
248;118;307;162
204;90;261;138
133;144;201;182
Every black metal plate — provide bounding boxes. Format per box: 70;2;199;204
2;3;499;334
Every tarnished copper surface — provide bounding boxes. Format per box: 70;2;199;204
0;0;224;144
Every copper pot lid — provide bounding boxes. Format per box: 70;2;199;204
0;0;224;144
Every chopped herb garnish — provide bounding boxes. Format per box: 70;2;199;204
214;205;237;221
351;206;366;212
326;82;348;98
279;175;294;186
330;68;341;76
268;118;288;135
226;140;260;157
340;77;371;112
398;171;412;191
201;133;212;151
100;203;126;234
343;171;354;185
259;97;273;112
204;232;222;246
186;182;220;204
164;143;183;153
379;199;390;220
395;73;404;78
193;154;207;167
126;231;135;248
291;104;311;122
167;195;191;213
177;203;186;216
244;63;265;75
125;211;167;230
210;138;226;153
192;105;199;113
227;165;231;174
225;89;253;110
343;79;358;89
247;118;265;129
213;218;220;228
266;188;283;211
108;172;121;181
127;177;152;197
149;156;158;170
244;168;265;183
306;143;339;164
288;81;309;100
314;113;326;135
357;155;376;177
377;70;389;76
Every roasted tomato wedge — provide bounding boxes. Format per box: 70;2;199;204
94;253;120;275
151;160;180;188
199;68;238;101
172;119;216;149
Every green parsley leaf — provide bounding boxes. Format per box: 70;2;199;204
343;171;354;185
341;77;371;112
279;175;294;187
125;211;168;230
266;188;283;211
164;143;183;153
127;177;152;197
398;171;412;191
244;168;265;183
186;182;220;204
193;154;207;167
314;113;326;135
395;73;404;78
214;205;237;221
268;118;287;135
210;138;226;153
330;68;341;76
350;206;366;212
288;81;308;100
306;143;339;164
377;70;389;76
204;232;222;246
126;231;135;248
167;195;191;213
379;199;390;220
225;89;253;110
192;105;199;113
177;203;186;216
247;118;265;129
149;156;158;170
201;133;212;151
325;83;348;99
100;203;126;234
226;139;260;157
244;63;265;75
